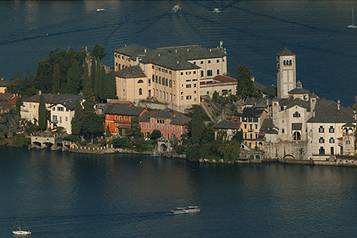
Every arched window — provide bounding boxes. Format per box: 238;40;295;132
137;79;143;84
319;137;325;143
139;88;143;95
329;137;335;144
293;111;301;118
293;131;301;141
329;126;335;133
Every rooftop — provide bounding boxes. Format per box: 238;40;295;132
116;44;226;70
213;75;237;83
308;99;354;123
24;93;81;110
116;65;146;78
242;107;265;118
277;48;295;56
104;103;145;116
260;118;278;134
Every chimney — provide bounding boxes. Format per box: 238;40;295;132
38;90;42;95
177;61;180;64
337;100;341;111
187;48;189;52
144;48;147;53
354;110;357;121
158;53;160;57
175;49;178;53
209;49;212;52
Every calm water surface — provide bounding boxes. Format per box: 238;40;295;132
0;148;357;237
0;1;357;103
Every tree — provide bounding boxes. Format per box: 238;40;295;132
82;61;93;97
150;129;162;140
91;44;106;60
71;97;103;140
353;96;357;111
236;65;257;99
38;95;47;131
65;61;81;94
51;64;61;93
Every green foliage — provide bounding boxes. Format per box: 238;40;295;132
236;65;257;99
11;134;31;148
71;98;104;139
33;47;115;99
150;129;162;140
91;44;106;59
38;95;47;131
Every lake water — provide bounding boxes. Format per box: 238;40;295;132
0;1;357;104
0;148;357;237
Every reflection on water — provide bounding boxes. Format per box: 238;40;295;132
0;148;357;237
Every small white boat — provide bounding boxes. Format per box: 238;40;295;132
12;230;32;236
96;8;105;12
171;206;200;215
212;8;221;14
171;5;182;13
347;9;357;29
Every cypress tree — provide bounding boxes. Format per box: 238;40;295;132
82;61;93;97
52;64;61;93
65;61;81;94
38;95;47;131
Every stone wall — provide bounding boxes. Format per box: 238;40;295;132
262;141;308;160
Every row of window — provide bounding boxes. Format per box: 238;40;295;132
143;122;180;131
283;59;293;66
152;66;172;75
52;115;68;124
151;75;173;88
318;126;335;133
243;132;258;140
52;106;70;112
108;115;129;121
192;59;224;65
319;137;335;144
243;124;258;130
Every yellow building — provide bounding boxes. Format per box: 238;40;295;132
114;44;228;111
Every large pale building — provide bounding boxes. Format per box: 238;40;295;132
114;44;229;111
276;48;296;99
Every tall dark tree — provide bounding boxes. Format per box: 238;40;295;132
65;61;81;94
236;65;257;99
52;64;61;93
91;44;106;60
82;61;93;97
38;95;47;131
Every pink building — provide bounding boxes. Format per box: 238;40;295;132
139;109;190;140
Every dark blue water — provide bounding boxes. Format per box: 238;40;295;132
0;1;357;104
0;148;357;237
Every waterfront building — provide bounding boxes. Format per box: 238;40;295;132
276;48;296;99
139;109;190;140
213;120;241;142
307;99;356;158
240;106;268;149
271;81;317;142
20;93;81;134
0;93;17;114
114;44;228;111
104;102;145;136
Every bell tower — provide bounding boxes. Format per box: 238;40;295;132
276;48;296;98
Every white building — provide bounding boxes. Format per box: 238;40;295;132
271;81;318;142
307;99;356;158
276;48;296;99
20;93;81;134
